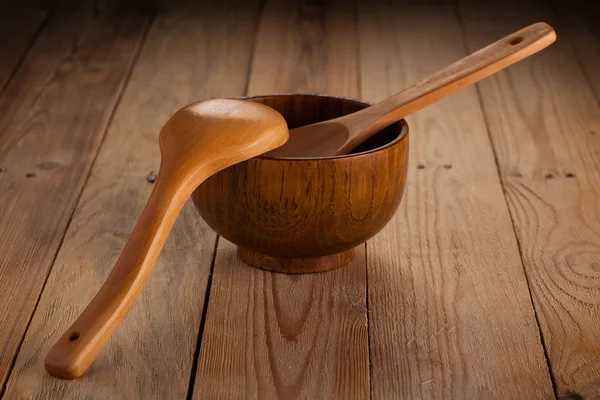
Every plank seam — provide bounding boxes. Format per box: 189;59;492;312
0;0;59;100
0;9;157;398
452;2;558;396
186;235;220;400
355;4;370;398
364;242;373;400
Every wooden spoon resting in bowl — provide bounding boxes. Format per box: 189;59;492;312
45;99;288;379
265;22;556;158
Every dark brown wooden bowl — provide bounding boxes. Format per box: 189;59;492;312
192;94;409;273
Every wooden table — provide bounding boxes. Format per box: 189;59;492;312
1;0;599;398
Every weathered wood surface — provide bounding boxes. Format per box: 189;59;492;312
192;1;370;398
3;0;262;398
358;1;554;398
0;0;151;390
1;0;599;398
458;0;600;397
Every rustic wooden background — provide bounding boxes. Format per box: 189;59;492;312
0;0;599;398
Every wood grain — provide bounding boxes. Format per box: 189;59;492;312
195;240;369;399
552;0;600;100
0;0;151;390
193;0;370;398
458;0;600;398
3;0;262;397
237;246;357;273
247;0;357;96
358;1;554;398
194;94;408;273
0;0;55;92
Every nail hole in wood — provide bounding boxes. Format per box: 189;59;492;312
590;130;596;135
0;167;6;172
443;164;452;169
566;172;576;178
146;173;157;183
509;36;524;45
417;164;425;169
26;172;36;178
545;173;555;180
69;332;80;341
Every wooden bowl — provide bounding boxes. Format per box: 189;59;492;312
192;94;409;273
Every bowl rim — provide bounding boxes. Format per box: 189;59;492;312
239;93;409;161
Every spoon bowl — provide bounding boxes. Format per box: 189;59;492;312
46;99;288;379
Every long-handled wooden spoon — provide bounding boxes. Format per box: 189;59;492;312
265;22;556;158
45;99;288;379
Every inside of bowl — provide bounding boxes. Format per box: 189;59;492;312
349;122;401;155
245;94;404;156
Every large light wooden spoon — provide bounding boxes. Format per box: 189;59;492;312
265;22;556;158
45;99;288;379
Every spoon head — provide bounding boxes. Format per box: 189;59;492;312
263;119;351;158
158;99;288;181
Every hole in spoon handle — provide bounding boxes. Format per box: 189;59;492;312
509;36;524;45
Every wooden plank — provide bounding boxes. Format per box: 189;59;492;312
457;1;600;398
192;0;369;398
0;0;55;92
0;0;151;390
552;0;600;100
2;0;262;398
358;1;555;398
247;0;357;95
194;240;368;399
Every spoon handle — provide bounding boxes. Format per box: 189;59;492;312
44;171;195;379
342;22;556;153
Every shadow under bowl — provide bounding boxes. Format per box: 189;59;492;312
192;94;409;273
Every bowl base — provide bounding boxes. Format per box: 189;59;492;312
237;247;356;274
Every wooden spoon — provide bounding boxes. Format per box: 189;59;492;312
45;99;288;379
265;22;556;158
